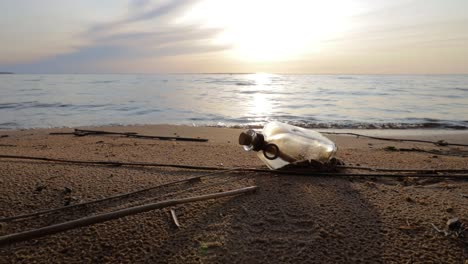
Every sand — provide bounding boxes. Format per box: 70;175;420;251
0;125;467;263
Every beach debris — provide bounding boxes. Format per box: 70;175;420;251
0;170;233;223
320;131;468;147
239;121;337;170
34;185;47;193
431;223;448;236
199;241;222;254
398;147;468;157
431;217;466;238
279;157;345;172
462;194;468;199
170;209;181;228
0;135;8;138
0;144;16;147
63;186;73;194
369;143;468;157
398;225;423;231
50;129;208;142
0;186;258;246
436;140;449;146
447;217;461;231
63;197;72;206
398;218;423;231
384;146;398;151
405;196;414;202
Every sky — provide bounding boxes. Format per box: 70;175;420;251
1;0;467;74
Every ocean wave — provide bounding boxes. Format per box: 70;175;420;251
212;120;468;130
455;87;468;91
1;74;467;130
0;101;108;110
89;80;118;84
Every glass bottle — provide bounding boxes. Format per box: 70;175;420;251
239;121;337;169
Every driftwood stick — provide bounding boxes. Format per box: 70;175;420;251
51;129;208;142
0;186;258;246
170;209;180;228
74;129;137;135
126;134;208;142
74;129;208;142
0;169;234;222
1;154;468;179
431;223;448;236
49;128;208;142
49;132;79;135
319;131;468;147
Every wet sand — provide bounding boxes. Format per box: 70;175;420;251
0;125;467;263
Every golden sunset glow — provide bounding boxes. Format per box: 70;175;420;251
180;0;360;62
1;0;468;73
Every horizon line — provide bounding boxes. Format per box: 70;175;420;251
3;72;468;75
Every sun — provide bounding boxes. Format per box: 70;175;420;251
177;0;360;62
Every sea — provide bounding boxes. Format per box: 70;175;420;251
1;74;467;130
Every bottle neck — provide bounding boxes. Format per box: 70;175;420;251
239;129;265;151
251;132;265;151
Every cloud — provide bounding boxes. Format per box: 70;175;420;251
2;0;228;73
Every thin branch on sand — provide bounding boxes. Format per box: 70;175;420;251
0;186;258;247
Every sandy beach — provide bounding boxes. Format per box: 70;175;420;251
0;125;467;263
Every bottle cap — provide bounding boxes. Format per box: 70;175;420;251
238;130;264;151
239;130;254;145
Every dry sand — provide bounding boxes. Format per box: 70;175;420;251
0;125;467;263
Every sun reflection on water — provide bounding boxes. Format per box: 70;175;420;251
244;73;275;121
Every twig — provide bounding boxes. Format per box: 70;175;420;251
50;129;208;142
337;165;468;173
74;129;137;136
0;154;225;171
170;209;180;228
1;154;468;179
431;223;448;236
0;169;236;222
71;129;208;142
396;148;468;157
0;186;258;246
320;132;468;147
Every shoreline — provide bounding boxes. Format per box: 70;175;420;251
3;122;468;133
2;122;468;132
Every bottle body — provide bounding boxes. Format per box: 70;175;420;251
243;122;337;170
